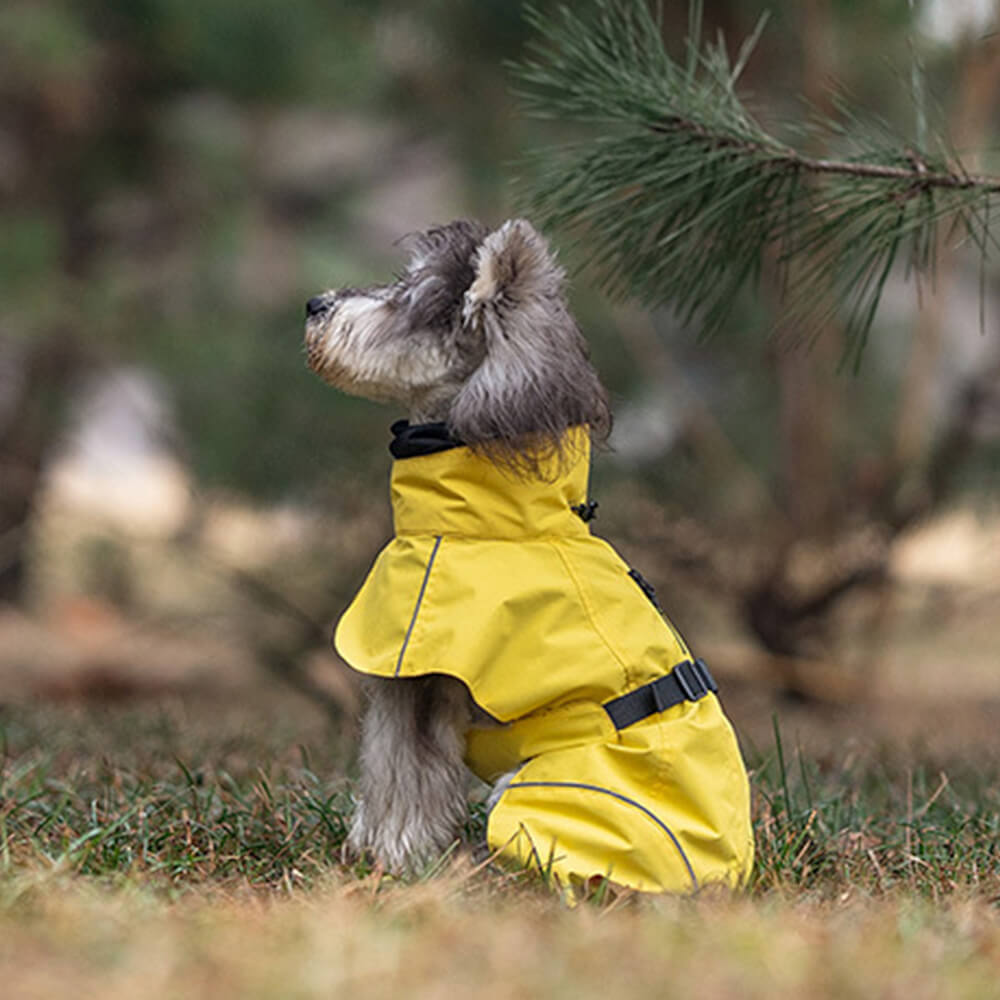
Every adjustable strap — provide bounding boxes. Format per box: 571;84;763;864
603;659;718;730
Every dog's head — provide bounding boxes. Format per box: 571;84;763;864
304;218;610;472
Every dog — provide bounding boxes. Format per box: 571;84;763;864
305;219;753;894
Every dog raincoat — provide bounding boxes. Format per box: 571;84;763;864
335;424;754;894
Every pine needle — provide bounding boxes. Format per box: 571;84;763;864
513;0;999;358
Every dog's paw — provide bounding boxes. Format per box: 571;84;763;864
347;802;457;876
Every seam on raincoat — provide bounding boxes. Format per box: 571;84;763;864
394;534;442;676
504;779;699;893
659;615;692;660
548;540;632;694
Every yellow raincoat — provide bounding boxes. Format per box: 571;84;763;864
336;426;754;894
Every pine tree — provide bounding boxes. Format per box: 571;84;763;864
513;0;999;368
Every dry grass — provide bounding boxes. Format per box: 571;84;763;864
2;872;1000;999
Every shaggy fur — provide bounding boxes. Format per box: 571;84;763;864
305;218;611;871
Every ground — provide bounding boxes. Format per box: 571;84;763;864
0;500;998;997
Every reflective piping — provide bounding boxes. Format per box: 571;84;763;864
504;779;699;893
394;534;442;677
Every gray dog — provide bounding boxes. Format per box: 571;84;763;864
306;219;610;872
304;219;753;892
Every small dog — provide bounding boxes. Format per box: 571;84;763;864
305;220;753;893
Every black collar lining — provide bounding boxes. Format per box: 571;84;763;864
389;420;463;459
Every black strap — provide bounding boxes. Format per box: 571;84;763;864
603;659;718;730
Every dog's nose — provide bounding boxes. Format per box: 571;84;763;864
305;296;329;318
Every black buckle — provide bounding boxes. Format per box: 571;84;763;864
674;659;717;701
692;658;718;694
674;660;699;701
603;658;719;730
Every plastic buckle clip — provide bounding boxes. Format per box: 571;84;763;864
691;658;718;695
673;660;700;701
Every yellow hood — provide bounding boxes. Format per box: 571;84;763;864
335;427;754;895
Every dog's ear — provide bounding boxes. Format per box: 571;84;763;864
462;219;563;323
397;220;489;330
448;219;610;475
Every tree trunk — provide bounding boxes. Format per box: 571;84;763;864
0;332;84;603
775;0;841;532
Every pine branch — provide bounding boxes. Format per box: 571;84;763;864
512;0;999;363
653;114;1000;193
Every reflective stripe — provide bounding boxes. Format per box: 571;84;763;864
504;779;699;893
394;535;442;676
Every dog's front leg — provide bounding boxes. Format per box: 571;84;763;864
348;674;472;874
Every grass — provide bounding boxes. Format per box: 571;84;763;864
0;690;998;997
1;697;998;901
752;718;1000;899
0;696;354;891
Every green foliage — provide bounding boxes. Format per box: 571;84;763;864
1;0;566;501
0;2;99;82
88;0;384;102
513;0;1000;365
0;215;62;298
0;0;422;499
148;309;389;499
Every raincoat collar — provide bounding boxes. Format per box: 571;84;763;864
389;420;460;459
389;425;592;540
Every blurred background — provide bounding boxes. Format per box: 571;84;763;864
0;0;998;753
